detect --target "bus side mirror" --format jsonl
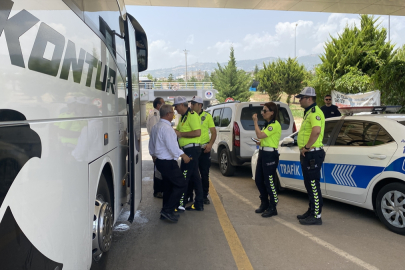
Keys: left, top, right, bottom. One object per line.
{"left": 127, "top": 14, "right": 148, "bottom": 72}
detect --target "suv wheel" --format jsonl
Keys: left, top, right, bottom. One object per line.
{"left": 220, "top": 148, "right": 235, "bottom": 176}
{"left": 376, "top": 182, "right": 405, "bottom": 235}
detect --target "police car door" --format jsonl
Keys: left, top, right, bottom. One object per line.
{"left": 278, "top": 120, "right": 338, "bottom": 192}
{"left": 210, "top": 106, "right": 224, "bottom": 160}
{"left": 324, "top": 120, "right": 397, "bottom": 203}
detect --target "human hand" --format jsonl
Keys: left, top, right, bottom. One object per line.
{"left": 252, "top": 113, "right": 258, "bottom": 122}
{"left": 255, "top": 139, "right": 260, "bottom": 146}
{"left": 183, "top": 155, "right": 191, "bottom": 164}
{"left": 204, "top": 143, "right": 212, "bottom": 153}
{"left": 175, "top": 130, "right": 181, "bottom": 138}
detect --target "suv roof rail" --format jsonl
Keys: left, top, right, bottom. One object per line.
{"left": 207, "top": 100, "right": 241, "bottom": 107}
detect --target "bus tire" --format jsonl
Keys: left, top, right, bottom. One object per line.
{"left": 91, "top": 174, "right": 114, "bottom": 268}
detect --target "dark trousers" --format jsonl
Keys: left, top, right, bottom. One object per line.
{"left": 180, "top": 146, "right": 203, "bottom": 208}
{"left": 300, "top": 149, "right": 325, "bottom": 217}
{"left": 255, "top": 150, "right": 279, "bottom": 207}
{"left": 153, "top": 166, "right": 164, "bottom": 194}
{"left": 199, "top": 148, "right": 211, "bottom": 198}
{"left": 155, "top": 159, "right": 187, "bottom": 213}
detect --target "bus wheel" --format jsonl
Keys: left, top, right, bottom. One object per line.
{"left": 92, "top": 174, "right": 114, "bottom": 262}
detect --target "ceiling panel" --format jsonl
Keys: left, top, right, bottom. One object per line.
{"left": 391, "top": 7, "right": 405, "bottom": 15}
{"left": 358, "top": 4, "right": 404, "bottom": 14}
{"left": 322, "top": 3, "right": 369, "bottom": 13}
{"left": 124, "top": 0, "right": 405, "bottom": 15}
{"left": 150, "top": 0, "right": 189, "bottom": 7}
{"left": 224, "top": 0, "right": 263, "bottom": 9}
{"left": 289, "top": 1, "right": 336, "bottom": 12}
{"left": 255, "top": 0, "right": 300, "bottom": 11}
{"left": 189, "top": 0, "right": 227, "bottom": 8}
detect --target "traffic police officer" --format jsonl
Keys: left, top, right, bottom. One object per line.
{"left": 147, "top": 97, "right": 165, "bottom": 198}
{"left": 189, "top": 96, "right": 217, "bottom": 204}
{"left": 173, "top": 96, "right": 204, "bottom": 211}
{"left": 252, "top": 102, "right": 281, "bottom": 218}
{"left": 295, "top": 87, "right": 326, "bottom": 225}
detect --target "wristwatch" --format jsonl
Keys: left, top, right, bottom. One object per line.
{"left": 304, "top": 145, "right": 310, "bottom": 150}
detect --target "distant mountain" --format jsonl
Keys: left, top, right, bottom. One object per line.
{"left": 141, "top": 54, "right": 322, "bottom": 79}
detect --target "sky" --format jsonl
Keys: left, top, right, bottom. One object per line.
{"left": 126, "top": 6, "right": 405, "bottom": 71}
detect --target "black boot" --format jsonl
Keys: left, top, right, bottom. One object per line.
{"left": 297, "top": 209, "right": 311, "bottom": 220}
{"left": 255, "top": 197, "right": 269, "bottom": 214}
{"left": 261, "top": 206, "right": 277, "bottom": 218}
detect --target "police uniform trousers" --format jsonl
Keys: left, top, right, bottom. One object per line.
{"left": 153, "top": 165, "right": 164, "bottom": 195}
{"left": 179, "top": 146, "right": 203, "bottom": 208}
{"left": 255, "top": 150, "right": 279, "bottom": 207}
{"left": 299, "top": 149, "right": 325, "bottom": 217}
{"left": 186, "top": 146, "right": 210, "bottom": 201}
{"left": 155, "top": 159, "right": 187, "bottom": 214}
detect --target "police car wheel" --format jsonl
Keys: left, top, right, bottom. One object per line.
{"left": 376, "top": 183, "right": 405, "bottom": 235}
{"left": 219, "top": 148, "right": 235, "bottom": 176}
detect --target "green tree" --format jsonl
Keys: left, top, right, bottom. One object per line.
{"left": 393, "top": 44, "right": 405, "bottom": 61}
{"left": 176, "top": 78, "right": 185, "bottom": 82}
{"left": 211, "top": 46, "right": 252, "bottom": 102}
{"left": 277, "top": 58, "right": 306, "bottom": 105}
{"left": 146, "top": 74, "right": 153, "bottom": 80}
{"left": 313, "top": 14, "right": 395, "bottom": 104}
{"left": 374, "top": 60, "right": 405, "bottom": 112}
{"left": 257, "top": 62, "right": 282, "bottom": 101}
{"left": 202, "top": 71, "right": 211, "bottom": 82}
{"left": 253, "top": 64, "right": 260, "bottom": 79}
{"left": 189, "top": 76, "right": 198, "bottom": 82}
{"left": 168, "top": 73, "right": 174, "bottom": 82}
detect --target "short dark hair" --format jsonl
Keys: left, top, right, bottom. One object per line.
{"left": 324, "top": 94, "right": 331, "bottom": 98}
{"left": 311, "top": 96, "right": 316, "bottom": 102}
{"left": 153, "top": 97, "right": 163, "bottom": 109}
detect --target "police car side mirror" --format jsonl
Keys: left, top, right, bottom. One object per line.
{"left": 281, "top": 137, "right": 294, "bottom": 147}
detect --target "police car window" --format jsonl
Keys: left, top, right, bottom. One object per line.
{"left": 322, "top": 121, "right": 338, "bottom": 145}
{"left": 212, "top": 109, "right": 222, "bottom": 127}
{"left": 334, "top": 121, "right": 385, "bottom": 146}
{"left": 221, "top": 108, "right": 232, "bottom": 127}
{"left": 240, "top": 106, "right": 290, "bottom": 130}
{"left": 374, "top": 126, "right": 394, "bottom": 145}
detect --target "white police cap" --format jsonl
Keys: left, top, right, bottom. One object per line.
{"left": 295, "top": 87, "right": 316, "bottom": 98}
{"left": 172, "top": 96, "right": 188, "bottom": 106}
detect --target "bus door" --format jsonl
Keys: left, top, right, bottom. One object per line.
{"left": 125, "top": 14, "right": 148, "bottom": 222}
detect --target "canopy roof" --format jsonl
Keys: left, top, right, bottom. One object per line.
{"left": 125, "top": 0, "right": 405, "bottom": 16}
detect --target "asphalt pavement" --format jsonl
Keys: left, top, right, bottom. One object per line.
{"left": 99, "top": 133, "right": 405, "bottom": 270}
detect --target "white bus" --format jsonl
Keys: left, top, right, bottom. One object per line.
{"left": 0, "top": 0, "right": 146, "bottom": 269}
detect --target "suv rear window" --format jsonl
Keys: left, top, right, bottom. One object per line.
{"left": 240, "top": 106, "right": 291, "bottom": 130}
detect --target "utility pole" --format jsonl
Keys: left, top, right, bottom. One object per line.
{"left": 184, "top": 49, "right": 189, "bottom": 82}
{"left": 294, "top": 23, "right": 298, "bottom": 58}
{"left": 388, "top": 15, "right": 390, "bottom": 42}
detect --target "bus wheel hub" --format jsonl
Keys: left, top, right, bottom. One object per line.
{"left": 92, "top": 199, "right": 113, "bottom": 261}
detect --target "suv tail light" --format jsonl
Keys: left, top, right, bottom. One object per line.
{"left": 233, "top": 122, "right": 240, "bottom": 147}
{"left": 293, "top": 121, "right": 297, "bottom": 133}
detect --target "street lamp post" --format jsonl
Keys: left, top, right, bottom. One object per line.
{"left": 294, "top": 23, "right": 298, "bottom": 58}
{"left": 183, "top": 49, "right": 189, "bottom": 83}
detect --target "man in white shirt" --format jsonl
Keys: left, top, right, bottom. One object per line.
{"left": 147, "top": 97, "right": 165, "bottom": 198}
{"left": 149, "top": 104, "right": 191, "bottom": 223}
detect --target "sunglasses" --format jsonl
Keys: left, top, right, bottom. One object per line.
{"left": 261, "top": 109, "right": 271, "bottom": 113}
{"left": 325, "top": 99, "right": 331, "bottom": 101}
{"left": 299, "top": 96, "right": 310, "bottom": 101}
{"left": 190, "top": 102, "right": 197, "bottom": 105}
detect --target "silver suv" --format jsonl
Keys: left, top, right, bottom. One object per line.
{"left": 206, "top": 101, "right": 296, "bottom": 176}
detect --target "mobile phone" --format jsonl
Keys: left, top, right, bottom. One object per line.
{"left": 251, "top": 137, "right": 260, "bottom": 143}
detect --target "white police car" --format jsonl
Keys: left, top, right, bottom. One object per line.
{"left": 252, "top": 112, "right": 405, "bottom": 234}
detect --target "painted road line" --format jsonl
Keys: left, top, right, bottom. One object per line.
{"left": 209, "top": 181, "right": 254, "bottom": 270}
{"left": 212, "top": 179, "right": 379, "bottom": 270}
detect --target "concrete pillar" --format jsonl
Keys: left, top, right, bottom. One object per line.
{"left": 141, "top": 101, "right": 147, "bottom": 125}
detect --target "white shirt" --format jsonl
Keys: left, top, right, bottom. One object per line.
{"left": 147, "top": 108, "right": 160, "bottom": 135}
{"left": 149, "top": 119, "right": 184, "bottom": 160}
